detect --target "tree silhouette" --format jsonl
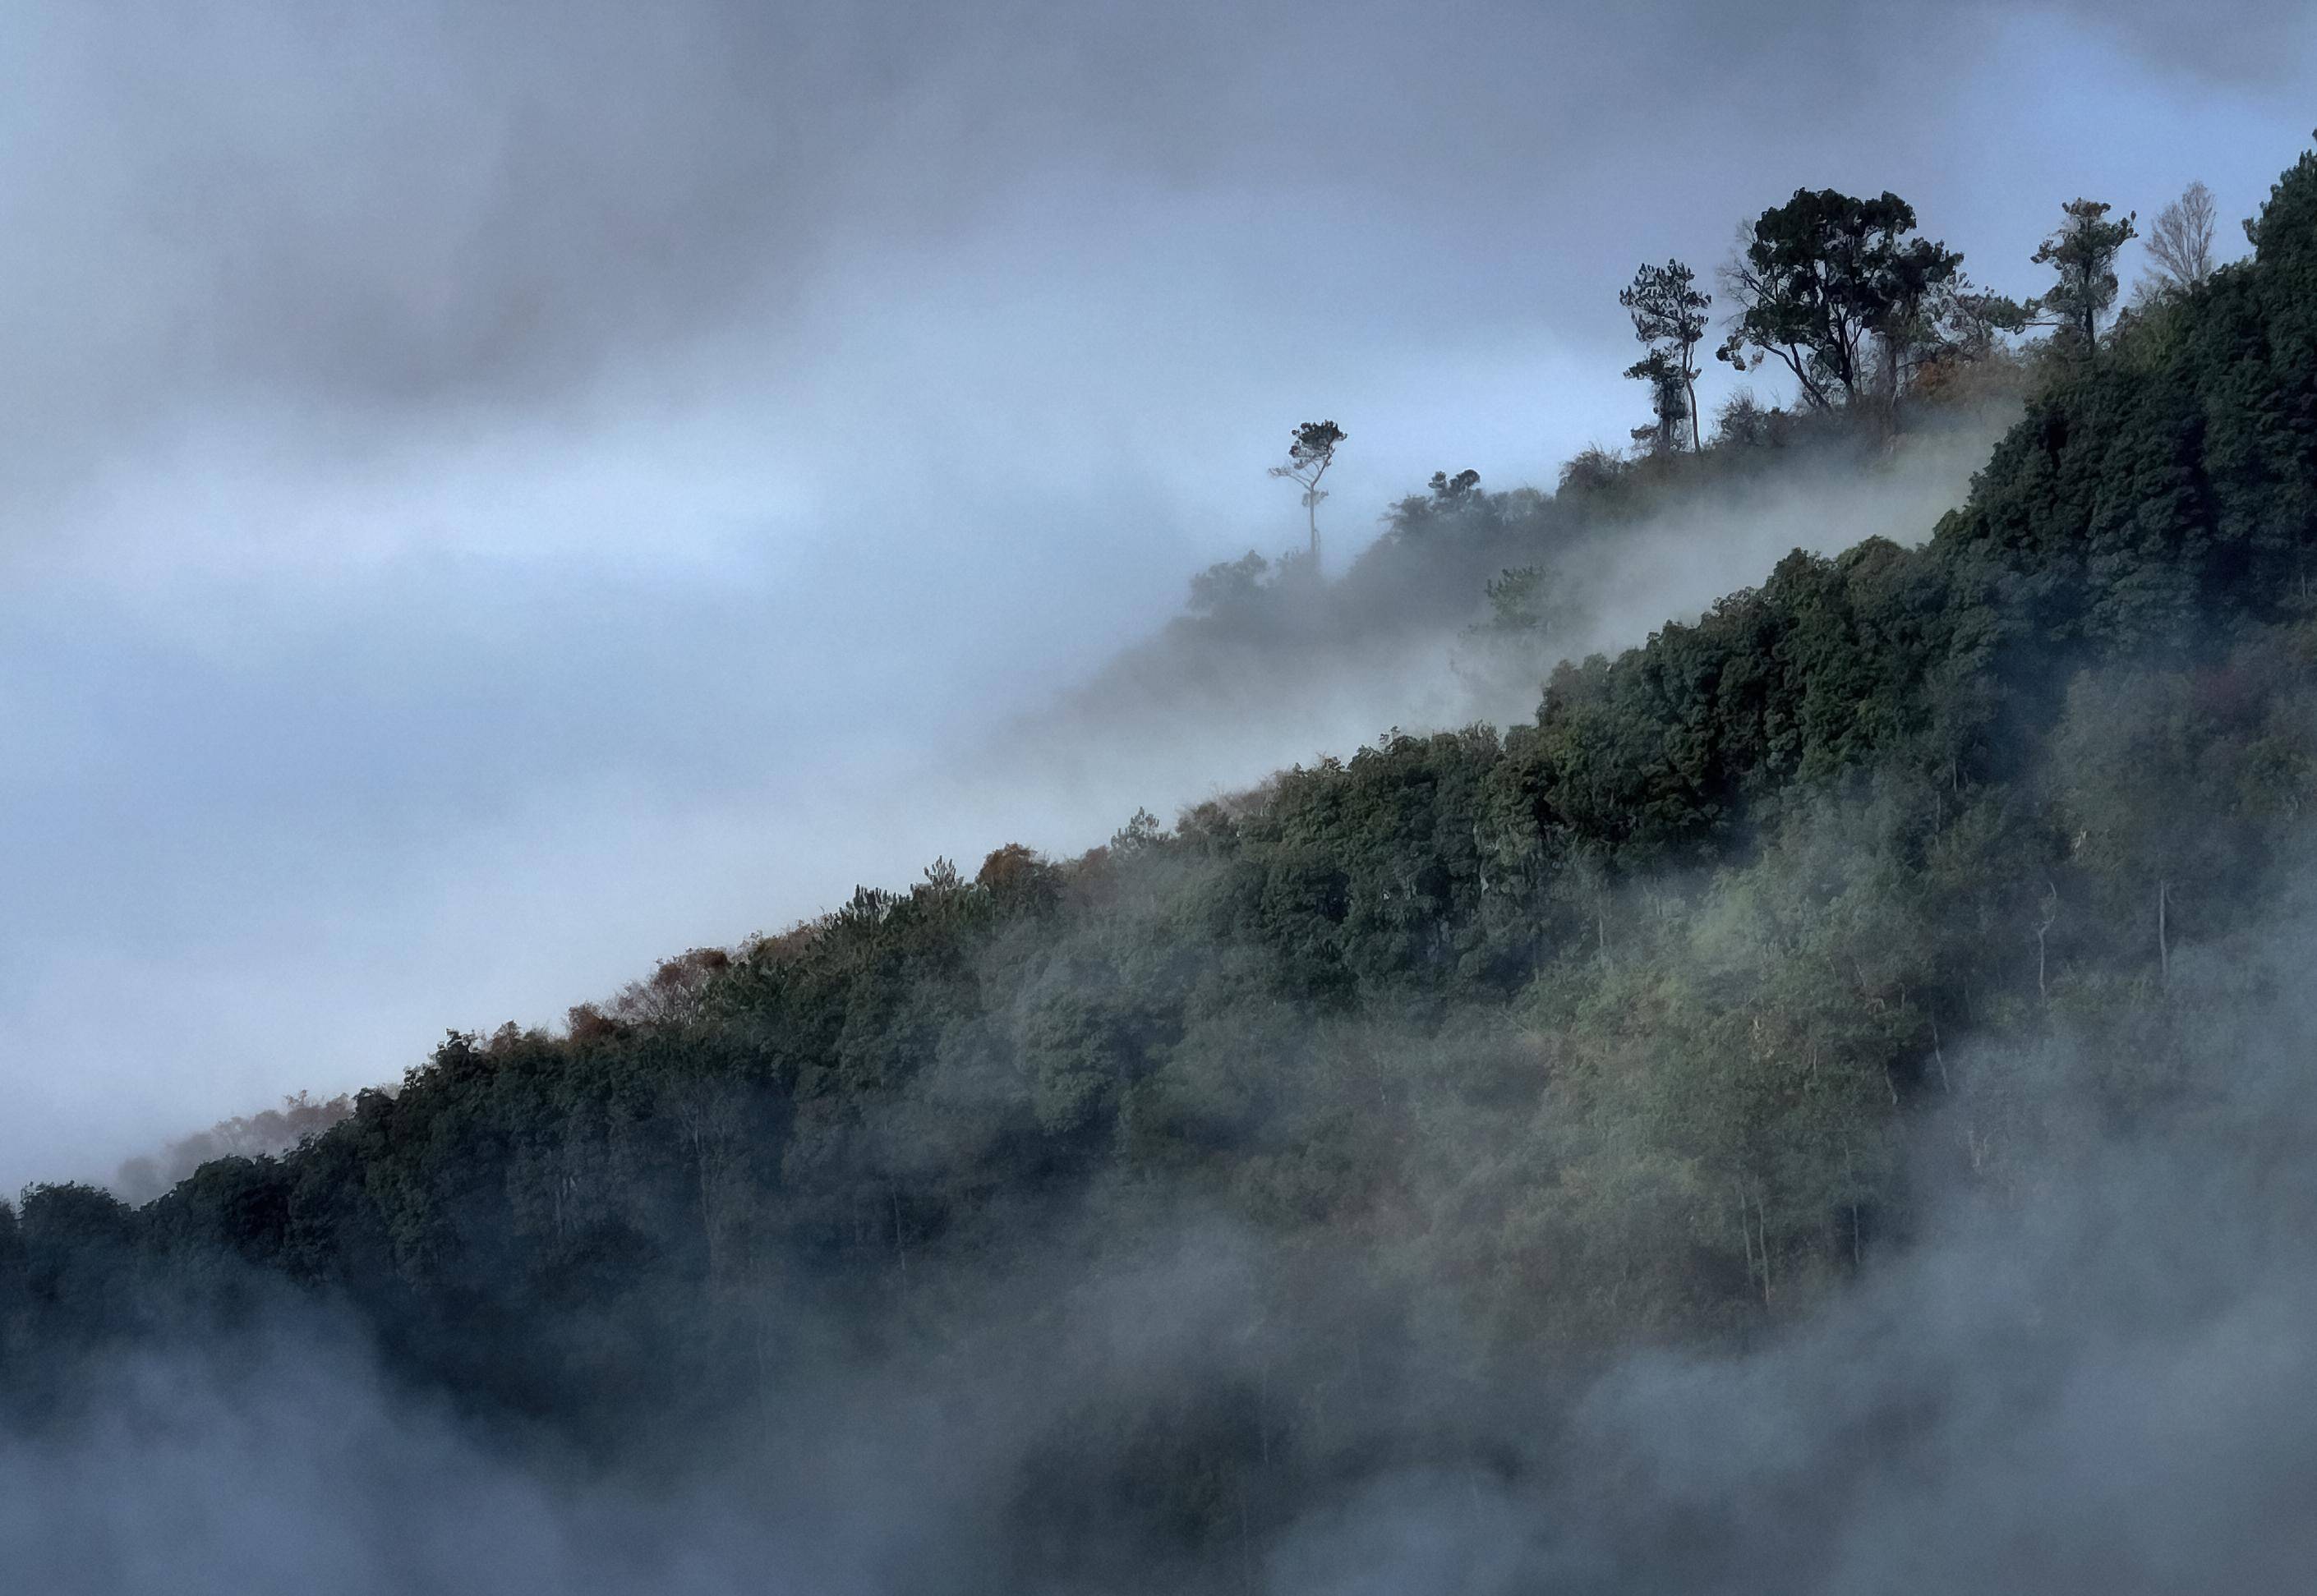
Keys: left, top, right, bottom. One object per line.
{"left": 1269, "top": 420, "right": 1346, "bottom": 569}
{"left": 1717, "top": 189, "right": 1961, "bottom": 415}
{"left": 2034, "top": 198, "right": 2137, "bottom": 358}
{"left": 1620, "top": 260, "right": 1709, "bottom": 449}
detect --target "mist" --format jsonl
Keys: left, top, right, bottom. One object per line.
{"left": 9, "top": 8, "right": 2317, "bottom": 1592}
{"left": 18, "top": 835, "right": 2317, "bottom": 1594}
{"left": 6, "top": 0, "right": 2315, "bottom": 1184}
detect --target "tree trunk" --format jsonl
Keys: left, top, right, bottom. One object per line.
{"left": 2035, "top": 885, "right": 2058, "bottom": 1001}
{"left": 1757, "top": 1193, "right": 1772, "bottom": 1306}
{"left": 2158, "top": 878, "right": 2171, "bottom": 982}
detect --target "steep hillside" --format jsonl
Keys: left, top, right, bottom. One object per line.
{"left": 6, "top": 140, "right": 2316, "bottom": 1593}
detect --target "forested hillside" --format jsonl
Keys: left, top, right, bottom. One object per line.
{"left": 7, "top": 142, "right": 2317, "bottom": 1590}
{"left": 1058, "top": 366, "right": 2019, "bottom": 749}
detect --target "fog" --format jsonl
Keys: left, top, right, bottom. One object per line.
{"left": 15, "top": 853, "right": 2317, "bottom": 1594}
{"left": 5, "top": 0, "right": 2315, "bottom": 1192}
{"left": 11, "top": 8, "right": 2317, "bottom": 1586}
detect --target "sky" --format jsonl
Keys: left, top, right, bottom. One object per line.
{"left": 2, "top": 0, "right": 2315, "bottom": 1186}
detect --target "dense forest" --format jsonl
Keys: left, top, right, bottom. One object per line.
{"left": 7, "top": 141, "right": 2317, "bottom": 1590}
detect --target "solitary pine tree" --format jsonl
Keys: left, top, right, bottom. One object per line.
{"left": 2034, "top": 198, "right": 2137, "bottom": 358}
{"left": 1619, "top": 260, "right": 1709, "bottom": 450}
{"left": 1269, "top": 420, "right": 1346, "bottom": 569}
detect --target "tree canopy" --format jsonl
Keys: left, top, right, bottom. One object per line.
{"left": 1716, "top": 187, "right": 1965, "bottom": 415}
{"left": 2033, "top": 197, "right": 2138, "bottom": 357}
{"left": 1621, "top": 259, "right": 1710, "bottom": 451}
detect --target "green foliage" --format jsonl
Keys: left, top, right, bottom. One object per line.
{"left": 18, "top": 1184, "right": 140, "bottom": 1339}
{"left": 1625, "top": 347, "right": 1692, "bottom": 454}
{"left": 1716, "top": 188, "right": 1965, "bottom": 413}
{"left": 1479, "top": 565, "right": 1546, "bottom": 637}
{"left": 1621, "top": 259, "right": 1710, "bottom": 451}
{"left": 1186, "top": 550, "right": 1273, "bottom": 619}
{"left": 2034, "top": 197, "right": 2138, "bottom": 356}
{"left": 12, "top": 129, "right": 2317, "bottom": 1581}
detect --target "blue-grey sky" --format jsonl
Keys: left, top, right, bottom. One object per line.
{"left": 3, "top": 0, "right": 2314, "bottom": 1185}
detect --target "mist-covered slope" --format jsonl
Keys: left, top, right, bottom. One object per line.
{"left": 1025, "top": 397, "right": 2015, "bottom": 780}
{"left": 6, "top": 142, "right": 2317, "bottom": 1594}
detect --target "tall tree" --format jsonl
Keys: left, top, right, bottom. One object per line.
{"left": 1269, "top": 420, "right": 1346, "bottom": 569}
{"left": 2033, "top": 198, "right": 2137, "bottom": 358}
{"left": 2143, "top": 181, "right": 2218, "bottom": 295}
{"left": 1716, "top": 189, "right": 1962, "bottom": 417}
{"left": 1625, "top": 350, "right": 1690, "bottom": 456}
{"left": 1872, "top": 238, "right": 2024, "bottom": 408}
{"left": 1619, "top": 260, "right": 1710, "bottom": 450}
